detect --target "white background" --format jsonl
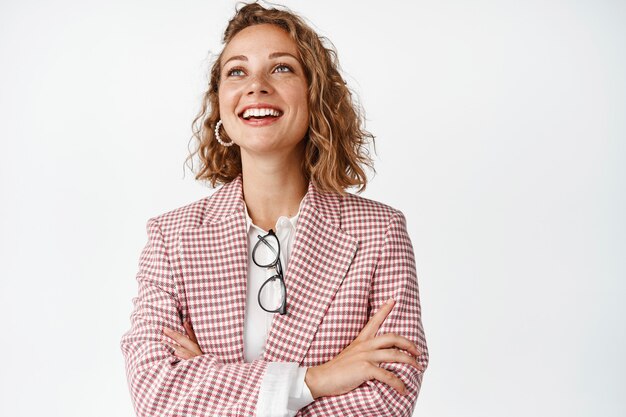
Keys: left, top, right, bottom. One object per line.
{"left": 1, "top": 0, "right": 624, "bottom": 416}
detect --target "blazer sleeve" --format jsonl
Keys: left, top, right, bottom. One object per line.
{"left": 301, "top": 210, "right": 429, "bottom": 417}
{"left": 120, "top": 218, "right": 268, "bottom": 417}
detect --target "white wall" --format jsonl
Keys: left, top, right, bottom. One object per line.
{"left": 0, "top": 0, "right": 624, "bottom": 416}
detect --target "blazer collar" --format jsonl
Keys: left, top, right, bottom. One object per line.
{"left": 179, "top": 173, "right": 358, "bottom": 364}
{"left": 199, "top": 172, "right": 343, "bottom": 229}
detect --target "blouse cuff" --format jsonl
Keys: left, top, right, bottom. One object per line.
{"left": 288, "top": 366, "right": 315, "bottom": 412}
{"left": 256, "top": 362, "right": 315, "bottom": 417}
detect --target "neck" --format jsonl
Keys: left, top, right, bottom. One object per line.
{"left": 240, "top": 147, "right": 308, "bottom": 230}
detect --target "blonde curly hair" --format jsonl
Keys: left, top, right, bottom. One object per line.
{"left": 186, "top": 1, "right": 376, "bottom": 195}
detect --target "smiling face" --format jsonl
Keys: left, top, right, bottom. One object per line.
{"left": 218, "top": 24, "right": 310, "bottom": 157}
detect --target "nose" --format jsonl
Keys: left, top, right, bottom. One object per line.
{"left": 246, "top": 73, "right": 273, "bottom": 96}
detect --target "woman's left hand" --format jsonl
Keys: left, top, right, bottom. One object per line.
{"left": 162, "top": 320, "right": 204, "bottom": 359}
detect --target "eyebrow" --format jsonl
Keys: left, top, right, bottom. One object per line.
{"left": 222, "top": 52, "right": 299, "bottom": 68}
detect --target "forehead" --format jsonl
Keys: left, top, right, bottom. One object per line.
{"left": 222, "top": 24, "right": 299, "bottom": 61}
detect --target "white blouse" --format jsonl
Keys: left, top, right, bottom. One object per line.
{"left": 242, "top": 199, "right": 315, "bottom": 417}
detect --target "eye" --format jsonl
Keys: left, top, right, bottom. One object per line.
{"left": 226, "top": 67, "right": 245, "bottom": 77}
{"left": 274, "top": 63, "right": 293, "bottom": 73}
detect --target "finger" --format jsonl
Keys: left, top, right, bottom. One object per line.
{"left": 163, "top": 327, "right": 200, "bottom": 353}
{"left": 369, "top": 365, "right": 407, "bottom": 396}
{"left": 164, "top": 327, "right": 204, "bottom": 356}
{"left": 163, "top": 327, "right": 186, "bottom": 342}
{"left": 166, "top": 342, "right": 195, "bottom": 360}
{"left": 369, "top": 348, "right": 424, "bottom": 371}
{"left": 183, "top": 320, "right": 198, "bottom": 343}
{"left": 369, "top": 333, "right": 421, "bottom": 357}
{"left": 357, "top": 298, "right": 395, "bottom": 340}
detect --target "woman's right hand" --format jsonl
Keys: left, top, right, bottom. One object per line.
{"left": 304, "top": 298, "right": 423, "bottom": 399}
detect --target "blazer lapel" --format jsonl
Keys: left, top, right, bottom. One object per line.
{"left": 262, "top": 181, "right": 359, "bottom": 364}
{"left": 178, "top": 175, "right": 249, "bottom": 364}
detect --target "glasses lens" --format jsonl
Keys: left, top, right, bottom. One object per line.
{"left": 259, "top": 275, "right": 285, "bottom": 312}
{"left": 253, "top": 233, "right": 280, "bottom": 267}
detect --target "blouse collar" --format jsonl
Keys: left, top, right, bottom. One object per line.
{"left": 243, "top": 197, "right": 305, "bottom": 234}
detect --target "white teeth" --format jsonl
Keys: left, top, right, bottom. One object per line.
{"left": 242, "top": 108, "right": 282, "bottom": 119}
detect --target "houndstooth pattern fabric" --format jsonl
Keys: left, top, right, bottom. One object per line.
{"left": 120, "top": 173, "right": 428, "bottom": 416}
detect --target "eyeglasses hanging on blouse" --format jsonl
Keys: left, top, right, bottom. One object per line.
{"left": 252, "top": 228, "right": 287, "bottom": 315}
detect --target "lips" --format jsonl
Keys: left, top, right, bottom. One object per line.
{"left": 237, "top": 103, "right": 284, "bottom": 120}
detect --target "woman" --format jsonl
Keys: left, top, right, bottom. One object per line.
{"left": 120, "top": 2, "right": 428, "bottom": 416}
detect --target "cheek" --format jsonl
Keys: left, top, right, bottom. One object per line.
{"left": 299, "top": 84, "right": 310, "bottom": 116}
{"left": 297, "top": 93, "right": 309, "bottom": 126}
{"left": 287, "top": 84, "right": 309, "bottom": 116}
{"left": 218, "top": 88, "right": 237, "bottom": 115}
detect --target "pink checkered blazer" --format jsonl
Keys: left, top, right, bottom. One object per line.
{"left": 120, "top": 173, "right": 428, "bottom": 416}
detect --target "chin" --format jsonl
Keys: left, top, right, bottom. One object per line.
{"left": 241, "top": 137, "right": 303, "bottom": 155}
{"left": 239, "top": 137, "right": 280, "bottom": 152}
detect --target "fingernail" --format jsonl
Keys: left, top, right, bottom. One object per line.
{"left": 386, "top": 298, "right": 395, "bottom": 305}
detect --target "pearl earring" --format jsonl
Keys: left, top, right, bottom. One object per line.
{"left": 214, "top": 120, "right": 234, "bottom": 147}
